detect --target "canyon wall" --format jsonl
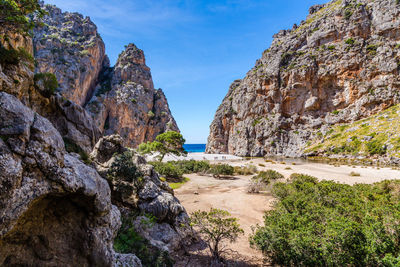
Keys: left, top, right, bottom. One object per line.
{"left": 34, "top": 4, "right": 179, "bottom": 149}
{"left": 207, "top": 0, "right": 400, "bottom": 157}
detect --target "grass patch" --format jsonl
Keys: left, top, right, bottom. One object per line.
{"left": 169, "top": 177, "right": 190, "bottom": 190}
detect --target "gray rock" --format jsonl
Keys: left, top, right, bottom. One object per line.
{"left": 207, "top": 0, "right": 400, "bottom": 157}
{"left": 113, "top": 253, "right": 142, "bottom": 267}
{"left": 0, "top": 92, "right": 118, "bottom": 266}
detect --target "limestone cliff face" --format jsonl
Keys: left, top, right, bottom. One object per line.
{"left": 33, "top": 4, "right": 179, "bottom": 149}
{"left": 34, "top": 4, "right": 105, "bottom": 106}
{"left": 87, "top": 44, "right": 179, "bottom": 148}
{"left": 207, "top": 0, "right": 400, "bottom": 157}
{"left": 0, "top": 92, "right": 120, "bottom": 266}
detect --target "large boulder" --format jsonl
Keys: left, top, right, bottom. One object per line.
{"left": 91, "top": 135, "right": 194, "bottom": 253}
{"left": 0, "top": 92, "right": 119, "bottom": 266}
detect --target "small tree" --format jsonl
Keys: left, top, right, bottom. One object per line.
{"left": 190, "top": 208, "right": 244, "bottom": 261}
{"left": 138, "top": 131, "right": 187, "bottom": 162}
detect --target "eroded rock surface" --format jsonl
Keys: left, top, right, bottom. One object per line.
{"left": 91, "top": 135, "right": 194, "bottom": 253}
{"left": 0, "top": 92, "right": 118, "bottom": 266}
{"left": 87, "top": 44, "right": 179, "bottom": 148}
{"left": 207, "top": 0, "right": 400, "bottom": 157}
{"left": 34, "top": 3, "right": 106, "bottom": 106}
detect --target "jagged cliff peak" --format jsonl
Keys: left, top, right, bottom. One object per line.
{"left": 32, "top": 3, "right": 179, "bottom": 149}
{"left": 112, "top": 42, "right": 154, "bottom": 91}
{"left": 87, "top": 41, "right": 179, "bottom": 148}
{"left": 207, "top": 0, "right": 400, "bottom": 157}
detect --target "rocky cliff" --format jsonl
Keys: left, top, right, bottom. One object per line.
{"left": 34, "top": 3, "right": 105, "bottom": 106}
{"left": 34, "top": 4, "right": 179, "bottom": 149}
{"left": 0, "top": 2, "right": 188, "bottom": 266}
{"left": 207, "top": 0, "right": 400, "bottom": 157}
{"left": 87, "top": 44, "right": 179, "bottom": 148}
{"left": 0, "top": 92, "right": 120, "bottom": 266}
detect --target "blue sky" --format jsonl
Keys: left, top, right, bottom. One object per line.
{"left": 46, "top": 0, "right": 324, "bottom": 144}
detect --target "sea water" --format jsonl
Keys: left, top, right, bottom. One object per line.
{"left": 183, "top": 144, "right": 206, "bottom": 153}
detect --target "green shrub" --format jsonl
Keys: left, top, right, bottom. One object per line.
{"left": 345, "top": 38, "right": 355, "bottom": 45}
{"left": 34, "top": 72, "right": 58, "bottom": 97}
{"left": 0, "top": 46, "right": 34, "bottom": 66}
{"left": 148, "top": 110, "right": 155, "bottom": 118}
{"left": 344, "top": 9, "right": 353, "bottom": 20}
{"left": 367, "top": 139, "right": 387, "bottom": 155}
{"left": 149, "top": 161, "right": 184, "bottom": 180}
{"left": 327, "top": 45, "right": 336, "bottom": 51}
{"left": 367, "top": 44, "right": 378, "bottom": 55}
{"left": 209, "top": 164, "right": 234, "bottom": 178}
{"left": 107, "top": 151, "right": 144, "bottom": 196}
{"left": 253, "top": 170, "right": 284, "bottom": 184}
{"left": 250, "top": 176, "right": 400, "bottom": 266}
{"left": 173, "top": 160, "right": 210, "bottom": 173}
{"left": 114, "top": 214, "right": 174, "bottom": 267}
{"left": 149, "top": 160, "right": 210, "bottom": 180}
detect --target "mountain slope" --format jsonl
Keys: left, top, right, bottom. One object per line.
{"left": 207, "top": 0, "right": 400, "bottom": 157}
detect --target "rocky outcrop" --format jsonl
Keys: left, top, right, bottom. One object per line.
{"left": 91, "top": 135, "right": 194, "bottom": 253}
{"left": 0, "top": 29, "right": 101, "bottom": 154}
{"left": 87, "top": 44, "right": 179, "bottom": 148}
{"left": 207, "top": 0, "right": 400, "bottom": 157}
{"left": 0, "top": 92, "right": 119, "bottom": 266}
{"left": 34, "top": 3, "right": 105, "bottom": 106}
{"left": 33, "top": 4, "right": 179, "bottom": 148}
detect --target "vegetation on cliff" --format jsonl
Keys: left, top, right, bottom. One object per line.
{"left": 0, "top": 0, "right": 44, "bottom": 34}
{"left": 305, "top": 104, "right": 400, "bottom": 158}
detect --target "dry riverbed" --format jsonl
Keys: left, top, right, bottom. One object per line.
{"left": 174, "top": 157, "right": 400, "bottom": 265}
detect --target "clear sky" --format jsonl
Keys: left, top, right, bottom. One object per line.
{"left": 45, "top": 0, "right": 324, "bottom": 144}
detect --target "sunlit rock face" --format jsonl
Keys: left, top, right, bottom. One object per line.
{"left": 207, "top": 0, "right": 400, "bottom": 157}
{"left": 34, "top": 3, "right": 106, "bottom": 107}
{"left": 33, "top": 4, "right": 180, "bottom": 149}
{"left": 87, "top": 44, "right": 179, "bottom": 148}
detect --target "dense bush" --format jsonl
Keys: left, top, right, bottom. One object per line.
{"left": 250, "top": 175, "right": 400, "bottom": 266}
{"left": 149, "top": 160, "right": 210, "bottom": 180}
{"left": 0, "top": 46, "right": 34, "bottom": 66}
{"left": 253, "top": 170, "right": 284, "bottom": 183}
{"left": 114, "top": 214, "right": 174, "bottom": 267}
{"left": 34, "top": 72, "right": 58, "bottom": 97}
{"left": 173, "top": 160, "right": 210, "bottom": 174}
{"left": 149, "top": 161, "right": 184, "bottom": 180}
{"left": 248, "top": 170, "right": 284, "bottom": 193}
{"left": 107, "top": 151, "right": 143, "bottom": 197}
{"left": 367, "top": 139, "right": 387, "bottom": 155}
{"left": 1, "top": 0, "right": 44, "bottom": 34}
{"left": 209, "top": 164, "right": 234, "bottom": 178}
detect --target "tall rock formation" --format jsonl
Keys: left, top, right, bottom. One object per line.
{"left": 207, "top": 0, "right": 400, "bottom": 157}
{"left": 33, "top": 4, "right": 179, "bottom": 149}
{"left": 1, "top": 4, "right": 189, "bottom": 266}
{"left": 87, "top": 44, "right": 179, "bottom": 148}
{"left": 33, "top": 3, "right": 105, "bottom": 106}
